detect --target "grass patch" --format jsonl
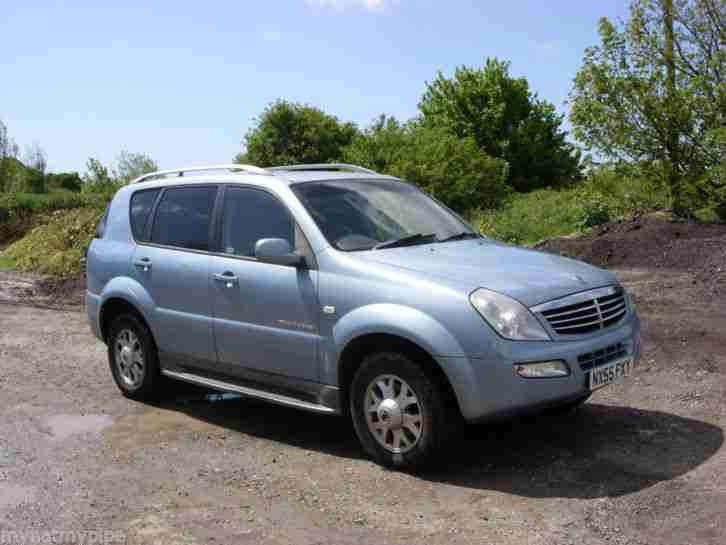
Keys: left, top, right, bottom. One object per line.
{"left": 473, "top": 170, "right": 673, "bottom": 245}
{"left": 474, "top": 188, "right": 583, "bottom": 245}
{"left": 1, "top": 206, "right": 106, "bottom": 277}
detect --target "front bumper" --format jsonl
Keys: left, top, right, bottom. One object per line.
{"left": 443, "top": 313, "right": 641, "bottom": 422}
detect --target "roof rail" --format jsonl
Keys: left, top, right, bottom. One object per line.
{"left": 130, "top": 164, "right": 270, "bottom": 184}
{"left": 268, "top": 163, "right": 379, "bottom": 175}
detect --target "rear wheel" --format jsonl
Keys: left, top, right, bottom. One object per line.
{"left": 350, "top": 351, "right": 459, "bottom": 471}
{"left": 107, "top": 313, "right": 161, "bottom": 400}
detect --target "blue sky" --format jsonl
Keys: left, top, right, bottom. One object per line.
{"left": 1, "top": 0, "right": 630, "bottom": 173}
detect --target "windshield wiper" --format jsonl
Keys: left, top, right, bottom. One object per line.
{"left": 374, "top": 233, "right": 437, "bottom": 250}
{"left": 438, "top": 232, "right": 481, "bottom": 243}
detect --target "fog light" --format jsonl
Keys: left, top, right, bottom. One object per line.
{"left": 514, "top": 360, "right": 570, "bottom": 378}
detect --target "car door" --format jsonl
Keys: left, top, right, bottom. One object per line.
{"left": 210, "top": 185, "right": 320, "bottom": 382}
{"left": 132, "top": 185, "right": 218, "bottom": 366}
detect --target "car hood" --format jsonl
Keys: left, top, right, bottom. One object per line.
{"left": 354, "top": 239, "right": 617, "bottom": 307}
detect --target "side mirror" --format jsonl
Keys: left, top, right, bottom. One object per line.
{"left": 254, "top": 238, "right": 304, "bottom": 267}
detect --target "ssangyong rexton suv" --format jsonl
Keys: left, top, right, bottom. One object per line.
{"left": 86, "top": 163, "right": 640, "bottom": 470}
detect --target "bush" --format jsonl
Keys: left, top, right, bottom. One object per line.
{"left": 388, "top": 126, "right": 510, "bottom": 214}
{"left": 344, "top": 120, "right": 511, "bottom": 214}
{"left": 0, "top": 191, "right": 110, "bottom": 246}
{"left": 2, "top": 206, "right": 106, "bottom": 277}
{"left": 46, "top": 172, "right": 82, "bottom": 192}
{"left": 575, "top": 189, "right": 611, "bottom": 228}
{"left": 716, "top": 201, "right": 726, "bottom": 222}
{"left": 25, "top": 169, "right": 47, "bottom": 193}
{"left": 239, "top": 100, "right": 359, "bottom": 167}
{"left": 81, "top": 180, "right": 122, "bottom": 199}
{"left": 342, "top": 115, "right": 408, "bottom": 174}
{"left": 474, "top": 187, "right": 583, "bottom": 245}
{"left": 584, "top": 164, "right": 670, "bottom": 216}
{"left": 0, "top": 191, "right": 105, "bottom": 214}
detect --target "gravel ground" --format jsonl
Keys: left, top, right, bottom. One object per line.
{"left": 0, "top": 257, "right": 725, "bottom": 543}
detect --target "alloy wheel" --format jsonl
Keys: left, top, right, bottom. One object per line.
{"left": 114, "top": 329, "right": 145, "bottom": 389}
{"left": 364, "top": 374, "right": 424, "bottom": 454}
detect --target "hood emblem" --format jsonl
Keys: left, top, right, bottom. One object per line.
{"left": 570, "top": 274, "right": 587, "bottom": 284}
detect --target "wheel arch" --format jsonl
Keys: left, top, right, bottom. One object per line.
{"left": 99, "top": 296, "right": 155, "bottom": 345}
{"left": 97, "top": 275, "right": 157, "bottom": 343}
{"left": 337, "top": 332, "right": 463, "bottom": 418}
{"left": 329, "top": 304, "right": 477, "bottom": 418}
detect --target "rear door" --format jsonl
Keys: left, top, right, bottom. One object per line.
{"left": 210, "top": 186, "right": 320, "bottom": 382}
{"left": 132, "top": 185, "right": 218, "bottom": 366}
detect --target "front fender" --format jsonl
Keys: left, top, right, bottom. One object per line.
{"left": 333, "top": 304, "right": 465, "bottom": 359}
{"left": 324, "top": 304, "right": 480, "bottom": 412}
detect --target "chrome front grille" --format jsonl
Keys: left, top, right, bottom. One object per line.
{"left": 534, "top": 286, "right": 628, "bottom": 336}
{"left": 578, "top": 343, "right": 627, "bottom": 371}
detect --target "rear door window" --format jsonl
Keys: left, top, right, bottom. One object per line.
{"left": 150, "top": 186, "right": 217, "bottom": 251}
{"left": 130, "top": 189, "right": 160, "bottom": 241}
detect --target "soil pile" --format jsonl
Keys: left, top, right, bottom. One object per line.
{"left": 537, "top": 215, "right": 726, "bottom": 300}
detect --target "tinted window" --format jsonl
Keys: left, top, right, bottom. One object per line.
{"left": 221, "top": 188, "right": 294, "bottom": 257}
{"left": 130, "top": 189, "right": 160, "bottom": 241}
{"left": 150, "top": 186, "right": 217, "bottom": 251}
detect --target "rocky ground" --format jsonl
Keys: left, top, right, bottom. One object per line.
{"left": 0, "top": 217, "right": 724, "bottom": 544}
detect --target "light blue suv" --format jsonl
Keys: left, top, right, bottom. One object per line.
{"left": 86, "top": 163, "right": 641, "bottom": 470}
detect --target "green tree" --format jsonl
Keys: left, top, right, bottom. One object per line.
{"left": 0, "top": 119, "right": 20, "bottom": 193}
{"left": 82, "top": 158, "right": 118, "bottom": 195}
{"left": 343, "top": 118, "right": 510, "bottom": 213}
{"left": 390, "top": 125, "right": 510, "bottom": 213}
{"left": 112, "top": 151, "right": 158, "bottom": 184}
{"left": 341, "top": 115, "right": 409, "bottom": 173}
{"left": 20, "top": 143, "right": 48, "bottom": 193}
{"left": 237, "top": 100, "right": 359, "bottom": 167}
{"left": 570, "top": 0, "right": 726, "bottom": 214}
{"left": 419, "top": 58, "right": 581, "bottom": 191}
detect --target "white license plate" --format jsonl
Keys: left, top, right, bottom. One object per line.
{"left": 588, "top": 358, "right": 632, "bottom": 390}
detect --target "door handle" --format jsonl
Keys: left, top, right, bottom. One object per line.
{"left": 133, "top": 258, "right": 152, "bottom": 272}
{"left": 213, "top": 272, "right": 239, "bottom": 287}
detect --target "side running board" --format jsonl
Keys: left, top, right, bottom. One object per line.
{"left": 161, "top": 369, "right": 337, "bottom": 415}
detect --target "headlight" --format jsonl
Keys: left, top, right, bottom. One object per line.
{"left": 470, "top": 288, "right": 551, "bottom": 341}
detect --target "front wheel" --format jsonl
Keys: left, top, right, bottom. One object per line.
{"left": 349, "top": 352, "right": 459, "bottom": 471}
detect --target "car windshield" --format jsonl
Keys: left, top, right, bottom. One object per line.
{"left": 292, "top": 179, "right": 476, "bottom": 251}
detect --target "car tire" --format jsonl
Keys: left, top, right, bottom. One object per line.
{"left": 107, "top": 313, "right": 161, "bottom": 401}
{"left": 349, "top": 351, "right": 459, "bottom": 471}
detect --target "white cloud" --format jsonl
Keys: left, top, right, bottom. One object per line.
{"left": 306, "top": 0, "right": 397, "bottom": 13}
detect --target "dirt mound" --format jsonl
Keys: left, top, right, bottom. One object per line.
{"left": 537, "top": 215, "right": 726, "bottom": 299}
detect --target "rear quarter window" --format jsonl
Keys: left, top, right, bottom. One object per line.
{"left": 130, "top": 189, "right": 160, "bottom": 241}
